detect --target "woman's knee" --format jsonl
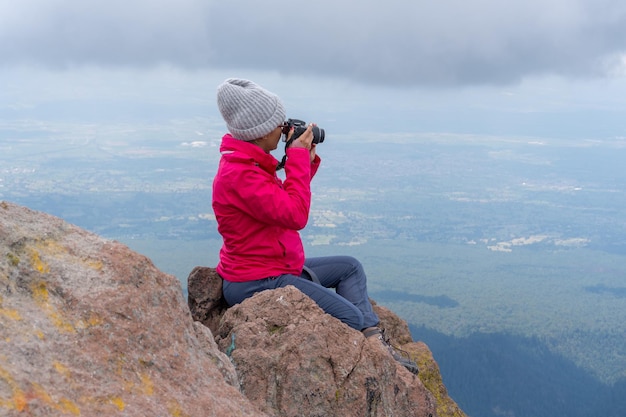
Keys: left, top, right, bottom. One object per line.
{"left": 333, "top": 255, "right": 361, "bottom": 267}
{"left": 337, "top": 255, "right": 364, "bottom": 275}
{"left": 345, "top": 312, "right": 365, "bottom": 330}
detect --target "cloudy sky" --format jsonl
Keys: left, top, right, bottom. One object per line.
{"left": 2, "top": 0, "right": 626, "bottom": 139}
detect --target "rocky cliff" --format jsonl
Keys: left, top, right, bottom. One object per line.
{"left": 1, "top": 201, "right": 466, "bottom": 417}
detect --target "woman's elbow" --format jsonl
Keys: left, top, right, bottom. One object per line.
{"left": 286, "top": 212, "right": 309, "bottom": 230}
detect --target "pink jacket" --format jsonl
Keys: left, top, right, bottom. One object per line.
{"left": 212, "top": 134, "right": 320, "bottom": 282}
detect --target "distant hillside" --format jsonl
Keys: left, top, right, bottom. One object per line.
{"left": 411, "top": 325, "right": 626, "bottom": 417}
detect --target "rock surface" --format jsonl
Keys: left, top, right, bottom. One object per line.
{"left": 0, "top": 202, "right": 266, "bottom": 417}
{"left": 1, "top": 200, "right": 466, "bottom": 417}
{"left": 189, "top": 269, "right": 467, "bottom": 417}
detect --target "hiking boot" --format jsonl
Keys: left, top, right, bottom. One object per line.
{"left": 363, "top": 327, "right": 419, "bottom": 375}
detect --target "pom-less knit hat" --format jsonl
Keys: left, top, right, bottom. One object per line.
{"left": 216, "top": 78, "right": 286, "bottom": 141}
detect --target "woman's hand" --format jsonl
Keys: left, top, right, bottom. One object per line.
{"left": 288, "top": 124, "right": 317, "bottom": 162}
{"left": 288, "top": 124, "right": 314, "bottom": 149}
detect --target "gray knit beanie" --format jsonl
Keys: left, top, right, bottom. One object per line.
{"left": 216, "top": 78, "right": 286, "bottom": 141}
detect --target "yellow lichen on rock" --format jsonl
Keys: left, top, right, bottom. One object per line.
{"left": 34, "top": 238, "right": 104, "bottom": 272}
{"left": 53, "top": 361, "right": 72, "bottom": 379}
{"left": 2, "top": 361, "right": 126, "bottom": 415}
{"left": 0, "top": 295, "right": 22, "bottom": 321}
{"left": 34, "top": 239, "right": 68, "bottom": 258}
{"left": 29, "top": 248, "right": 50, "bottom": 274}
{"left": 75, "top": 312, "right": 103, "bottom": 330}
{"left": 30, "top": 281, "right": 76, "bottom": 334}
{"left": 412, "top": 342, "right": 467, "bottom": 417}
{"left": 0, "top": 365, "right": 26, "bottom": 412}
{"left": 120, "top": 368, "right": 156, "bottom": 397}
{"left": 57, "top": 397, "right": 81, "bottom": 415}
{"left": 31, "top": 382, "right": 80, "bottom": 415}
{"left": 85, "top": 259, "right": 104, "bottom": 270}
{"left": 110, "top": 396, "right": 126, "bottom": 411}
{"left": 168, "top": 399, "right": 191, "bottom": 417}
{"left": 31, "top": 280, "right": 50, "bottom": 304}
{"left": 140, "top": 372, "right": 155, "bottom": 395}
{"left": 80, "top": 394, "right": 128, "bottom": 413}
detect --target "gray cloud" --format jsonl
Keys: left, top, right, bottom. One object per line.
{"left": 1, "top": 0, "right": 625, "bottom": 87}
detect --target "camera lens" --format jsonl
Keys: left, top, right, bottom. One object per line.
{"left": 312, "top": 127, "right": 325, "bottom": 144}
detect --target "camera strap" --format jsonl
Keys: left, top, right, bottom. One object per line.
{"left": 276, "top": 136, "right": 296, "bottom": 171}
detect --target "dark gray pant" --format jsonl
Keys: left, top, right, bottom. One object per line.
{"left": 222, "top": 255, "right": 379, "bottom": 330}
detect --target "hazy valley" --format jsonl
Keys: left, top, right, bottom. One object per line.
{"left": 2, "top": 120, "right": 626, "bottom": 417}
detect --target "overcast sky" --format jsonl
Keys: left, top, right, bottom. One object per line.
{"left": 1, "top": 0, "right": 626, "bottom": 139}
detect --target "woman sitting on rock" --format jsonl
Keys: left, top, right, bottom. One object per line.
{"left": 212, "top": 78, "right": 418, "bottom": 375}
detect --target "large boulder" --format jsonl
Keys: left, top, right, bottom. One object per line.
{"left": 0, "top": 201, "right": 267, "bottom": 417}
{"left": 189, "top": 267, "right": 467, "bottom": 417}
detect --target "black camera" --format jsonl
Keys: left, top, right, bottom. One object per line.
{"left": 283, "top": 118, "right": 325, "bottom": 144}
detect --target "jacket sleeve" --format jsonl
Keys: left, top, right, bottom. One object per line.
{"left": 227, "top": 148, "right": 313, "bottom": 230}
{"left": 310, "top": 154, "right": 321, "bottom": 179}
